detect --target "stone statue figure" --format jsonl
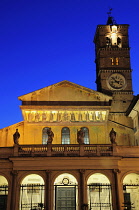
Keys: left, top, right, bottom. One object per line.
{"left": 77, "top": 128, "right": 85, "bottom": 144}
{"left": 109, "top": 128, "right": 116, "bottom": 144}
{"left": 47, "top": 127, "right": 54, "bottom": 144}
{"left": 13, "top": 129, "right": 20, "bottom": 145}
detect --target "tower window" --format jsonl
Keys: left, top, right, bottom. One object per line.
{"left": 106, "top": 37, "right": 111, "bottom": 46}
{"left": 110, "top": 58, "right": 114, "bottom": 65}
{"left": 116, "top": 57, "right": 119, "bottom": 65}
{"left": 110, "top": 57, "right": 119, "bottom": 65}
{"left": 62, "top": 127, "right": 70, "bottom": 144}
{"left": 117, "top": 37, "right": 122, "bottom": 47}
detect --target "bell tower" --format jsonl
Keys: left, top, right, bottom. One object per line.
{"left": 94, "top": 12, "right": 133, "bottom": 112}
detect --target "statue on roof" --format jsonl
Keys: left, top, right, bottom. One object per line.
{"left": 109, "top": 128, "right": 117, "bottom": 144}
{"left": 107, "top": 8, "right": 117, "bottom": 25}
{"left": 47, "top": 127, "right": 54, "bottom": 144}
{"left": 77, "top": 128, "right": 85, "bottom": 144}
{"left": 13, "top": 129, "right": 20, "bottom": 145}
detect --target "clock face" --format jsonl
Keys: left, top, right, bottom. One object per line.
{"left": 108, "top": 73, "right": 126, "bottom": 90}
{"left": 62, "top": 178, "right": 69, "bottom": 185}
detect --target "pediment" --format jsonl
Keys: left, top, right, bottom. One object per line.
{"left": 18, "top": 80, "right": 111, "bottom": 102}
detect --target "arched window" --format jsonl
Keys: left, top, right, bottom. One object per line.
{"left": 42, "top": 127, "right": 49, "bottom": 144}
{"left": 54, "top": 173, "right": 78, "bottom": 209}
{"left": 82, "top": 127, "right": 89, "bottom": 144}
{"left": 62, "top": 127, "right": 70, "bottom": 144}
{"left": 20, "top": 174, "right": 45, "bottom": 210}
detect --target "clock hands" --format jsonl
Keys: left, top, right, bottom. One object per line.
{"left": 108, "top": 73, "right": 126, "bottom": 89}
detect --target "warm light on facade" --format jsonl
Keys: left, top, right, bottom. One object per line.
{"left": 111, "top": 25, "right": 117, "bottom": 46}
{"left": 23, "top": 110, "right": 107, "bottom": 122}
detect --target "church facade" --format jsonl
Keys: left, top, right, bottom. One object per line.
{"left": 0, "top": 17, "right": 139, "bottom": 210}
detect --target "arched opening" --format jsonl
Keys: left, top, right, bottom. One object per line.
{"left": 123, "top": 173, "right": 139, "bottom": 210}
{"left": 54, "top": 173, "right": 78, "bottom": 209}
{"left": 82, "top": 127, "right": 89, "bottom": 144}
{"left": 87, "top": 173, "right": 112, "bottom": 210}
{"left": 61, "top": 127, "right": 70, "bottom": 144}
{"left": 20, "top": 174, "right": 45, "bottom": 210}
{"left": 0, "top": 175, "right": 8, "bottom": 210}
{"left": 42, "top": 127, "right": 49, "bottom": 144}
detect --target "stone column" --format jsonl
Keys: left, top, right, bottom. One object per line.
{"left": 79, "top": 169, "right": 88, "bottom": 210}
{"left": 45, "top": 170, "right": 52, "bottom": 210}
{"left": 10, "top": 170, "right": 18, "bottom": 210}
{"left": 113, "top": 169, "right": 123, "bottom": 210}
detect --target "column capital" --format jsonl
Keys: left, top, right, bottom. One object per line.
{"left": 45, "top": 170, "right": 52, "bottom": 174}
{"left": 11, "top": 170, "right": 18, "bottom": 176}
{"left": 79, "top": 169, "right": 86, "bottom": 174}
{"left": 113, "top": 169, "right": 121, "bottom": 174}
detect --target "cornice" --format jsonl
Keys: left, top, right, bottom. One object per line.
{"left": 98, "top": 69, "right": 132, "bottom": 73}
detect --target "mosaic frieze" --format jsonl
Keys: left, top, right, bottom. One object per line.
{"left": 23, "top": 110, "right": 107, "bottom": 123}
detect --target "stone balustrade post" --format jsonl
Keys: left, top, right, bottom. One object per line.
{"left": 64, "top": 145, "right": 67, "bottom": 156}
{"left": 79, "top": 144, "right": 84, "bottom": 156}
{"left": 47, "top": 144, "right": 52, "bottom": 156}
{"left": 96, "top": 145, "right": 100, "bottom": 156}
{"left": 13, "top": 144, "right": 19, "bottom": 156}
{"left": 112, "top": 143, "right": 117, "bottom": 156}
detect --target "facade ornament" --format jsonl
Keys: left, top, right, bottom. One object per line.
{"left": 47, "top": 127, "right": 54, "bottom": 144}
{"left": 109, "top": 128, "right": 117, "bottom": 144}
{"left": 42, "top": 112, "right": 47, "bottom": 121}
{"left": 13, "top": 129, "right": 20, "bottom": 145}
{"left": 71, "top": 112, "right": 75, "bottom": 121}
{"left": 77, "top": 128, "right": 85, "bottom": 144}
{"left": 35, "top": 112, "right": 40, "bottom": 122}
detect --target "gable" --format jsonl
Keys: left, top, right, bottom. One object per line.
{"left": 18, "top": 80, "right": 112, "bottom": 102}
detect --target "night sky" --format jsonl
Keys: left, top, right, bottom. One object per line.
{"left": 0, "top": 0, "right": 139, "bottom": 129}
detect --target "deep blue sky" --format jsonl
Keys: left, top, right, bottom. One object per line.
{"left": 0, "top": 0, "right": 139, "bottom": 129}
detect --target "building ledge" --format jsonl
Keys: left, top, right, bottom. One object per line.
{"left": 0, "top": 144, "right": 139, "bottom": 158}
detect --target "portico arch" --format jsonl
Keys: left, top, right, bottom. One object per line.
{"left": 123, "top": 173, "right": 139, "bottom": 210}
{"left": 54, "top": 173, "right": 78, "bottom": 210}
{"left": 0, "top": 175, "right": 8, "bottom": 210}
{"left": 87, "top": 173, "right": 112, "bottom": 210}
{"left": 19, "top": 174, "right": 45, "bottom": 210}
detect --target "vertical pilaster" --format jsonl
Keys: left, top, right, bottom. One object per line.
{"left": 10, "top": 170, "right": 18, "bottom": 210}
{"left": 79, "top": 169, "right": 88, "bottom": 210}
{"left": 45, "top": 170, "right": 52, "bottom": 210}
{"left": 113, "top": 169, "right": 123, "bottom": 210}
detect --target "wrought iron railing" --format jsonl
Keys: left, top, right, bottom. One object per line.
{"left": 20, "top": 184, "right": 45, "bottom": 210}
